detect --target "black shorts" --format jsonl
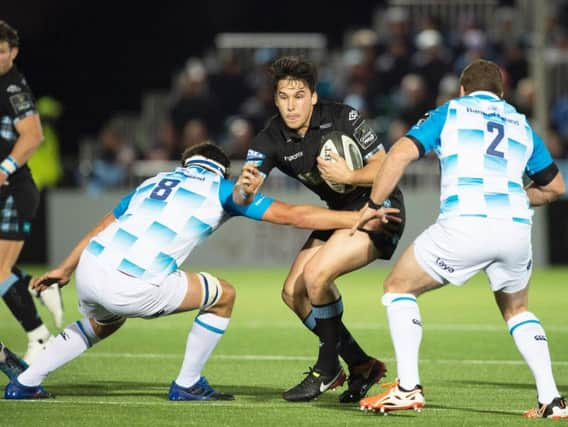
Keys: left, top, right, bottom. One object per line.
{"left": 0, "top": 178, "right": 39, "bottom": 240}
{"left": 309, "top": 188, "right": 405, "bottom": 260}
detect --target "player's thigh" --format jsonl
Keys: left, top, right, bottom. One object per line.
{"left": 413, "top": 219, "right": 493, "bottom": 287}
{"left": 304, "top": 229, "right": 379, "bottom": 282}
{"left": 385, "top": 244, "right": 443, "bottom": 295}
{"left": 282, "top": 237, "right": 324, "bottom": 297}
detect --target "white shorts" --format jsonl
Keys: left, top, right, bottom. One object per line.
{"left": 75, "top": 251, "right": 188, "bottom": 322}
{"left": 414, "top": 217, "right": 532, "bottom": 293}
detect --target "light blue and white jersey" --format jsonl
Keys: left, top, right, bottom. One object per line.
{"left": 407, "top": 91, "right": 554, "bottom": 224}
{"left": 85, "top": 158, "right": 273, "bottom": 284}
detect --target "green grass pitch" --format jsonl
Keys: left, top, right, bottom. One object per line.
{"left": 1, "top": 266, "right": 566, "bottom": 426}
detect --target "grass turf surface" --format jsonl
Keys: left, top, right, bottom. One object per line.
{"left": 1, "top": 266, "right": 566, "bottom": 426}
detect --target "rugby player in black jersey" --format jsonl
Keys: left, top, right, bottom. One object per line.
{"left": 236, "top": 56, "right": 406, "bottom": 402}
{"left": 0, "top": 21, "right": 61, "bottom": 364}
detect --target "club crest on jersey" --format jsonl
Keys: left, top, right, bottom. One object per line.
{"left": 348, "top": 109, "right": 359, "bottom": 121}
{"left": 9, "top": 93, "right": 33, "bottom": 113}
{"left": 353, "top": 122, "right": 378, "bottom": 149}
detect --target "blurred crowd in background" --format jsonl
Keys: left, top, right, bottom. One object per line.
{"left": 29, "top": 2, "right": 568, "bottom": 194}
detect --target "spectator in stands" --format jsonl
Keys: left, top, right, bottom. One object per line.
{"left": 411, "top": 29, "right": 453, "bottom": 98}
{"left": 392, "top": 73, "right": 435, "bottom": 129}
{"left": 169, "top": 58, "right": 222, "bottom": 144}
{"left": 180, "top": 119, "right": 212, "bottom": 151}
{"left": 85, "top": 118, "right": 137, "bottom": 194}
{"left": 224, "top": 117, "right": 254, "bottom": 160}
{"left": 145, "top": 119, "right": 180, "bottom": 161}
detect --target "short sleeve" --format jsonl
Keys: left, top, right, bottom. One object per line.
{"left": 406, "top": 103, "right": 449, "bottom": 156}
{"left": 113, "top": 191, "right": 135, "bottom": 218}
{"left": 526, "top": 128, "right": 554, "bottom": 176}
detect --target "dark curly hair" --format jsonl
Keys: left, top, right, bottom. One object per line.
{"left": 269, "top": 56, "right": 318, "bottom": 93}
{"left": 0, "top": 21, "right": 19, "bottom": 49}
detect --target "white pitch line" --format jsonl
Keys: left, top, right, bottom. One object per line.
{"left": 80, "top": 352, "right": 568, "bottom": 366}
{"left": 126, "top": 321, "right": 568, "bottom": 333}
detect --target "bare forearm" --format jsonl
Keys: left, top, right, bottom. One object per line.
{"left": 10, "top": 134, "right": 42, "bottom": 165}
{"left": 347, "top": 161, "right": 381, "bottom": 186}
{"left": 526, "top": 185, "right": 561, "bottom": 206}
{"left": 59, "top": 213, "right": 115, "bottom": 274}
{"left": 291, "top": 205, "right": 356, "bottom": 230}
{"left": 10, "top": 115, "right": 43, "bottom": 165}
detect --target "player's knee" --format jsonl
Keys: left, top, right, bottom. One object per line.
{"left": 219, "top": 280, "right": 236, "bottom": 307}
{"left": 303, "top": 262, "right": 334, "bottom": 291}
{"left": 199, "top": 273, "right": 235, "bottom": 316}
{"left": 91, "top": 317, "right": 126, "bottom": 340}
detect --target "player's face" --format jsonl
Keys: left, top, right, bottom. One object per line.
{"left": 0, "top": 42, "right": 17, "bottom": 76}
{"left": 275, "top": 78, "right": 317, "bottom": 135}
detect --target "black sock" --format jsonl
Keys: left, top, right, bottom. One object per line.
{"left": 314, "top": 315, "right": 342, "bottom": 374}
{"left": 2, "top": 267, "right": 42, "bottom": 332}
{"left": 304, "top": 310, "right": 369, "bottom": 368}
{"left": 312, "top": 299, "right": 344, "bottom": 375}
{"left": 337, "top": 322, "right": 370, "bottom": 367}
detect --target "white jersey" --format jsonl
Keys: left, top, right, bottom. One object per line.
{"left": 407, "top": 91, "right": 555, "bottom": 224}
{"left": 85, "top": 158, "right": 273, "bottom": 284}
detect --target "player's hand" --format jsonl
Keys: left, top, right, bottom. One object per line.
{"left": 31, "top": 268, "right": 72, "bottom": 292}
{"left": 239, "top": 164, "right": 262, "bottom": 195}
{"left": 0, "top": 172, "right": 8, "bottom": 187}
{"left": 350, "top": 205, "right": 401, "bottom": 236}
{"left": 317, "top": 152, "right": 353, "bottom": 184}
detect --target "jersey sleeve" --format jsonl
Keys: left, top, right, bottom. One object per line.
{"left": 218, "top": 179, "right": 274, "bottom": 220}
{"left": 5, "top": 75, "right": 37, "bottom": 123}
{"left": 245, "top": 133, "right": 276, "bottom": 177}
{"left": 406, "top": 103, "right": 449, "bottom": 157}
{"left": 526, "top": 128, "right": 557, "bottom": 185}
{"left": 338, "top": 105, "right": 383, "bottom": 162}
{"left": 113, "top": 191, "right": 135, "bottom": 218}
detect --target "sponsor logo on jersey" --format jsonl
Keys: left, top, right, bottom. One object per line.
{"left": 283, "top": 151, "right": 303, "bottom": 162}
{"left": 415, "top": 112, "right": 430, "bottom": 127}
{"left": 534, "top": 335, "right": 547, "bottom": 341}
{"left": 348, "top": 109, "right": 359, "bottom": 121}
{"left": 9, "top": 93, "right": 33, "bottom": 113}
{"left": 436, "top": 257, "right": 455, "bottom": 273}
{"left": 353, "top": 121, "right": 378, "bottom": 149}
{"left": 6, "top": 84, "right": 21, "bottom": 93}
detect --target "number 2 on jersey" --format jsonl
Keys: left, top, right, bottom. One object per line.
{"left": 150, "top": 178, "right": 180, "bottom": 200}
{"left": 486, "top": 121, "right": 505, "bottom": 158}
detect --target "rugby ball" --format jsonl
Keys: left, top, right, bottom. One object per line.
{"left": 319, "top": 131, "right": 364, "bottom": 193}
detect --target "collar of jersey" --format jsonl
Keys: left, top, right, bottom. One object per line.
{"left": 468, "top": 90, "right": 500, "bottom": 100}
{"left": 184, "top": 156, "right": 226, "bottom": 176}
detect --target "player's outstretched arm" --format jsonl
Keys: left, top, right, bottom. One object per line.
{"left": 525, "top": 170, "right": 566, "bottom": 206}
{"left": 31, "top": 212, "right": 116, "bottom": 292}
{"left": 262, "top": 200, "right": 400, "bottom": 231}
